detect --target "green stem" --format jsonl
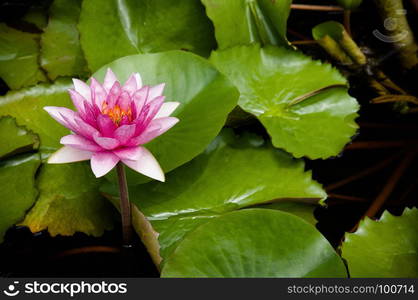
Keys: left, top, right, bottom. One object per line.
{"left": 116, "top": 162, "right": 133, "bottom": 246}
{"left": 343, "top": 10, "right": 352, "bottom": 37}
{"left": 374, "top": 0, "right": 418, "bottom": 69}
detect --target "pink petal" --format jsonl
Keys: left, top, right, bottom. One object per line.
{"left": 131, "top": 117, "right": 179, "bottom": 145}
{"left": 122, "top": 147, "right": 165, "bottom": 181}
{"left": 132, "top": 86, "right": 149, "bottom": 115}
{"left": 68, "top": 89, "right": 87, "bottom": 114}
{"left": 48, "top": 146, "right": 92, "bottom": 164}
{"left": 117, "top": 91, "right": 131, "bottom": 111}
{"left": 148, "top": 83, "right": 165, "bottom": 103}
{"left": 82, "top": 101, "right": 99, "bottom": 127}
{"left": 143, "top": 96, "right": 165, "bottom": 125}
{"left": 93, "top": 132, "right": 120, "bottom": 150}
{"left": 133, "top": 95, "right": 165, "bottom": 137}
{"left": 44, "top": 106, "right": 79, "bottom": 132}
{"left": 113, "top": 146, "right": 142, "bottom": 161}
{"left": 119, "top": 115, "right": 130, "bottom": 126}
{"left": 106, "top": 81, "right": 122, "bottom": 108}
{"left": 73, "top": 117, "right": 99, "bottom": 139}
{"left": 130, "top": 101, "right": 137, "bottom": 120}
{"left": 103, "top": 68, "right": 117, "bottom": 92}
{"left": 73, "top": 79, "right": 92, "bottom": 102}
{"left": 154, "top": 102, "right": 180, "bottom": 119}
{"left": 60, "top": 134, "right": 102, "bottom": 152}
{"left": 114, "top": 124, "right": 136, "bottom": 145}
{"left": 134, "top": 73, "right": 142, "bottom": 88}
{"left": 90, "top": 77, "right": 107, "bottom": 107}
{"left": 90, "top": 152, "right": 119, "bottom": 177}
{"left": 59, "top": 112, "right": 99, "bottom": 139}
{"left": 133, "top": 104, "right": 149, "bottom": 134}
{"left": 123, "top": 74, "right": 137, "bottom": 96}
{"left": 97, "top": 114, "right": 116, "bottom": 137}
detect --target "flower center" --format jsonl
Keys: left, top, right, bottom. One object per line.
{"left": 101, "top": 102, "right": 132, "bottom": 126}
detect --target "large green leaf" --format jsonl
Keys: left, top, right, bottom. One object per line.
{"left": 0, "top": 153, "right": 41, "bottom": 242}
{"left": 41, "top": 0, "right": 89, "bottom": 80}
{"left": 258, "top": 201, "right": 318, "bottom": 226}
{"left": 161, "top": 209, "right": 347, "bottom": 277}
{"left": 0, "top": 80, "right": 73, "bottom": 150}
{"left": 342, "top": 208, "right": 418, "bottom": 278}
{"left": 93, "top": 51, "right": 239, "bottom": 182}
{"left": 102, "top": 130, "right": 326, "bottom": 260}
{"left": 202, "top": 0, "right": 292, "bottom": 49}
{"left": 0, "top": 116, "right": 39, "bottom": 159}
{"left": 22, "top": 162, "right": 115, "bottom": 237}
{"left": 0, "top": 23, "right": 47, "bottom": 90}
{"left": 79, "top": 0, "right": 216, "bottom": 71}
{"left": 211, "top": 44, "right": 359, "bottom": 159}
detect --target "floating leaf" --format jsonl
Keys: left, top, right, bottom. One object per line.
{"left": 102, "top": 130, "right": 326, "bottom": 260}
{"left": 342, "top": 208, "right": 418, "bottom": 277}
{"left": 93, "top": 51, "right": 239, "bottom": 182}
{"left": 0, "top": 23, "right": 47, "bottom": 90}
{"left": 79, "top": 0, "right": 216, "bottom": 71}
{"left": 22, "top": 162, "right": 115, "bottom": 237}
{"left": 0, "top": 80, "right": 73, "bottom": 150}
{"left": 211, "top": 44, "right": 359, "bottom": 159}
{"left": 41, "top": 0, "right": 89, "bottom": 80}
{"left": 161, "top": 209, "right": 347, "bottom": 277}
{"left": 202, "top": 0, "right": 291, "bottom": 49}
{"left": 0, "top": 116, "right": 39, "bottom": 159}
{"left": 0, "top": 153, "right": 41, "bottom": 242}
{"left": 258, "top": 201, "right": 318, "bottom": 226}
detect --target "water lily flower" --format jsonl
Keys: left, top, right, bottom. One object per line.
{"left": 44, "top": 69, "right": 179, "bottom": 181}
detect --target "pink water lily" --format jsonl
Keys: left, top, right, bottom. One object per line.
{"left": 44, "top": 69, "right": 179, "bottom": 181}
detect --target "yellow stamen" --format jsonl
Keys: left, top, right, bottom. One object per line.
{"left": 101, "top": 102, "right": 132, "bottom": 125}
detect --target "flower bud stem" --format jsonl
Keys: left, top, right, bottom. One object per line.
{"left": 116, "top": 162, "right": 132, "bottom": 246}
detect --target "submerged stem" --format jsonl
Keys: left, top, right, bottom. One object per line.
{"left": 116, "top": 163, "right": 133, "bottom": 246}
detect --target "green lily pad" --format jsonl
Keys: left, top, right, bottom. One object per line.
{"left": 211, "top": 44, "right": 359, "bottom": 159}
{"left": 0, "top": 116, "right": 39, "bottom": 159}
{"left": 79, "top": 0, "right": 216, "bottom": 71}
{"left": 0, "top": 23, "right": 47, "bottom": 90}
{"left": 161, "top": 209, "right": 347, "bottom": 277}
{"left": 0, "top": 80, "right": 73, "bottom": 150}
{"left": 93, "top": 51, "right": 239, "bottom": 182}
{"left": 22, "top": 162, "right": 115, "bottom": 237}
{"left": 41, "top": 0, "right": 89, "bottom": 80}
{"left": 0, "top": 153, "right": 41, "bottom": 242}
{"left": 258, "top": 201, "right": 318, "bottom": 226}
{"left": 202, "top": 0, "right": 291, "bottom": 49}
{"left": 102, "top": 130, "right": 326, "bottom": 260}
{"left": 342, "top": 208, "right": 418, "bottom": 278}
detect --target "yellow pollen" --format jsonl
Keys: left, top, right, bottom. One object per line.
{"left": 101, "top": 102, "right": 132, "bottom": 125}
